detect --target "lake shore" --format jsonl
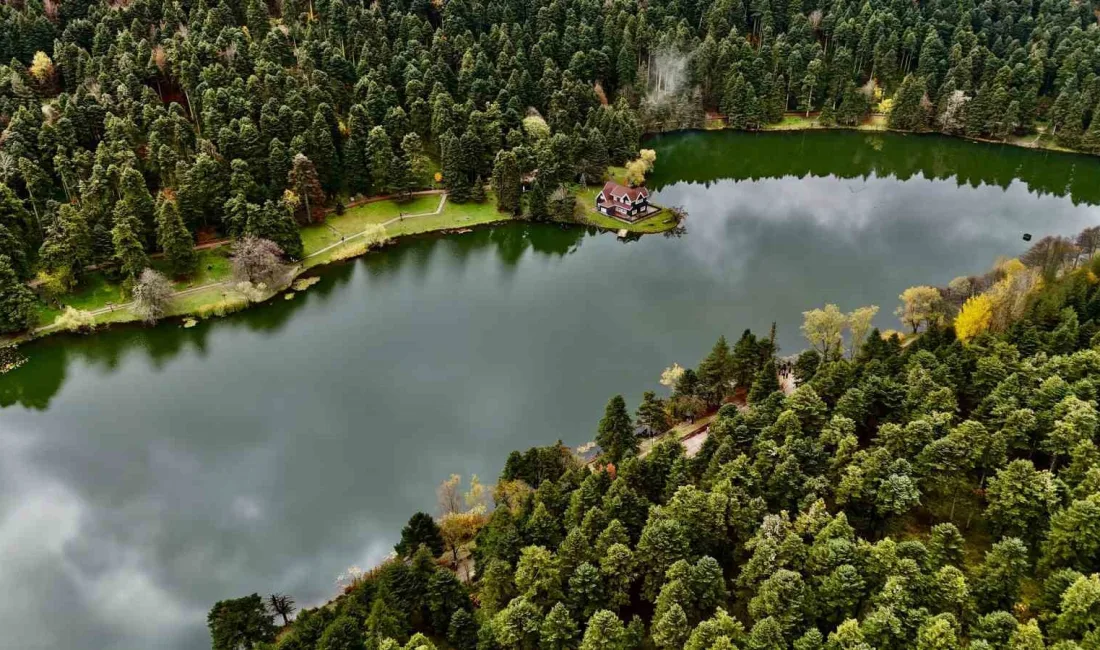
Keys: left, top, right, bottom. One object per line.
{"left": 2, "top": 184, "right": 676, "bottom": 348}
{"left": 731, "top": 112, "right": 1078, "bottom": 156}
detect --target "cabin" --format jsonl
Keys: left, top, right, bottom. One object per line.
{"left": 595, "top": 181, "right": 650, "bottom": 222}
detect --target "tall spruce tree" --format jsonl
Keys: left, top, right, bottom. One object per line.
{"left": 156, "top": 196, "right": 196, "bottom": 277}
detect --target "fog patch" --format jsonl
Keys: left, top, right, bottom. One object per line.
{"left": 647, "top": 49, "right": 691, "bottom": 103}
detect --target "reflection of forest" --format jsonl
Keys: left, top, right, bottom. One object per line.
{"left": 0, "top": 223, "right": 587, "bottom": 410}
{"left": 649, "top": 130, "right": 1100, "bottom": 206}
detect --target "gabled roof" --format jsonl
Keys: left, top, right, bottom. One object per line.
{"left": 600, "top": 181, "right": 649, "bottom": 203}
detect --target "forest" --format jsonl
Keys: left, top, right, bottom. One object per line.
{"left": 4, "top": 0, "right": 1100, "bottom": 332}
{"left": 203, "top": 232, "right": 1100, "bottom": 650}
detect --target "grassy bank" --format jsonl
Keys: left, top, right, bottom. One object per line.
{"left": 756, "top": 112, "right": 1075, "bottom": 154}
{"left": 9, "top": 177, "right": 678, "bottom": 345}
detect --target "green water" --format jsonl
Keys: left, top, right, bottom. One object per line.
{"left": 2, "top": 131, "right": 1098, "bottom": 650}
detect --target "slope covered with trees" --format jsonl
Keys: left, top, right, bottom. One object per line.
{"left": 209, "top": 229, "right": 1100, "bottom": 650}
{"left": 3, "top": 0, "right": 1100, "bottom": 332}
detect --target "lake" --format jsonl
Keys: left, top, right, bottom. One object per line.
{"left": 2, "top": 131, "right": 1099, "bottom": 650}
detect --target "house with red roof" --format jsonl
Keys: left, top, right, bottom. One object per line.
{"left": 595, "top": 181, "right": 651, "bottom": 222}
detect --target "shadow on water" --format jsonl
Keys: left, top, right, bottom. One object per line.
{"left": 647, "top": 130, "right": 1100, "bottom": 206}
{"left": 0, "top": 222, "right": 587, "bottom": 410}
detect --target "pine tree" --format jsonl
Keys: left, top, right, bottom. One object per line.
{"left": 889, "top": 75, "right": 930, "bottom": 131}
{"left": 541, "top": 602, "right": 579, "bottom": 650}
{"left": 287, "top": 154, "right": 326, "bottom": 224}
{"left": 267, "top": 139, "right": 292, "bottom": 199}
{"left": 527, "top": 180, "right": 549, "bottom": 221}
{"left": 344, "top": 106, "right": 372, "bottom": 196}
{"left": 118, "top": 166, "right": 156, "bottom": 243}
{"left": 470, "top": 175, "right": 486, "bottom": 203}
{"left": 367, "top": 126, "right": 394, "bottom": 196}
{"left": 111, "top": 209, "right": 149, "bottom": 282}
{"left": 38, "top": 203, "right": 92, "bottom": 279}
{"left": 492, "top": 150, "right": 521, "bottom": 214}
{"left": 0, "top": 254, "right": 36, "bottom": 333}
{"left": 246, "top": 199, "right": 304, "bottom": 260}
{"left": 154, "top": 197, "right": 196, "bottom": 280}
{"left": 595, "top": 395, "right": 636, "bottom": 463}
{"left": 401, "top": 133, "right": 428, "bottom": 185}
{"left": 441, "top": 132, "right": 471, "bottom": 203}
{"left": 308, "top": 109, "right": 339, "bottom": 195}
{"left": 748, "top": 359, "right": 781, "bottom": 404}
{"left": 636, "top": 391, "right": 670, "bottom": 434}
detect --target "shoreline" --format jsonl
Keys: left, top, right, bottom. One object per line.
{"left": 694, "top": 112, "right": 1083, "bottom": 157}
{"left": 7, "top": 118, "right": 1084, "bottom": 350}
{"left": 1, "top": 191, "right": 675, "bottom": 349}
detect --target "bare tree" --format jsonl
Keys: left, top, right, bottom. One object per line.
{"left": 1021, "top": 235, "right": 1078, "bottom": 279}
{"left": 132, "top": 268, "right": 174, "bottom": 324}
{"left": 938, "top": 90, "right": 970, "bottom": 134}
{"left": 437, "top": 474, "right": 463, "bottom": 516}
{"left": 1076, "top": 226, "right": 1100, "bottom": 262}
{"left": 267, "top": 593, "right": 295, "bottom": 626}
{"left": 232, "top": 236, "right": 286, "bottom": 286}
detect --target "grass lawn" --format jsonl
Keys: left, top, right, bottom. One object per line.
{"left": 34, "top": 272, "right": 126, "bottom": 326}
{"left": 32, "top": 247, "right": 234, "bottom": 328}
{"left": 300, "top": 194, "right": 443, "bottom": 253}
{"left": 169, "top": 248, "right": 232, "bottom": 290}
{"left": 21, "top": 165, "right": 676, "bottom": 338}
{"left": 572, "top": 183, "right": 678, "bottom": 234}
{"left": 303, "top": 193, "right": 508, "bottom": 268}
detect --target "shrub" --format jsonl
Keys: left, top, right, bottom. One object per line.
{"left": 54, "top": 306, "right": 96, "bottom": 332}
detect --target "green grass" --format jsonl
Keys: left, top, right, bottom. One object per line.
{"left": 300, "top": 194, "right": 443, "bottom": 253}
{"left": 168, "top": 248, "right": 232, "bottom": 290}
{"left": 34, "top": 272, "right": 126, "bottom": 326}
{"left": 23, "top": 165, "right": 675, "bottom": 338}
{"left": 303, "top": 193, "right": 508, "bottom": 268}
{"left": 572, "top": 184, "right": 679, "bottom": 234}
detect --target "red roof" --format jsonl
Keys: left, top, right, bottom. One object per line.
{"left": 601, "top": 181, "right": 649, "bottom": 204}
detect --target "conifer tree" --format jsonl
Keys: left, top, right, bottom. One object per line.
{"left": 492, "top": 150, "right": 521, "bottom": 214}
{"left": 0, "top": 254, "right": 36, "bottom": 333}
{"left": 111, "top": 211, "right": 149, "bottom": 281}
{"left": 156, "top": 195, "right": 196, "bottom": 277}
{"left": 441, "top": 133, "right": 471, "bottom": 203}
{"left": 367, "top": 126, "right": 394, "bottom": 196}
{"left": 287, "top": 154, "right": 326, "bottom": 224}
{"left": 595, "top": 395, "right": 636, "bottom": 464}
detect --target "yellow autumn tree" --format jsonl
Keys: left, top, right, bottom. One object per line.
{"left": 624, "top": 149, "right": 658, "bottom": 186}
{"left": 954, "top": 293, "right": 994, "bottom": 342}
{"left": 29, "top": 51, "right": 55, "bottom": 84}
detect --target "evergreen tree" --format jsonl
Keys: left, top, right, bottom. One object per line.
{"left": 748, "top": 359, "right": 781, "bottom": 404}
{"left": 636, "top": 391, "right": 670, "bottom": 434}
{"left": 287, "top": 154, "right": 326, "bottom": 224}
{"left": 492, "top": 150, "right": 521, "bottom": 214}
{"left": 0, "top": 255, "right": 36, "bottom": 333}
{"left": 470, "top": 175, "right": 486, "bottom": 203}
{"left": 367, "top": 126, "right": 395, "bottom": 196}
{"left": 596, "top": 395, "right": 636, "bottom": 463}
{"left": 156, "top": 195, "right": 196, "bottom": 277}
{"left": 396, "top": 512, "right": 445, "bottom": 558}
{"left": 111, "top": 210, "right": 149, "bottom": 282}
{"left": 441, "top": 133, "right": 471, "bottom": 203}
{"left": 527, "top": 180, "right": 550, "bottom": 221}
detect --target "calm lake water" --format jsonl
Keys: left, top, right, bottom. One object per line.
{"left": 3, "top": 131, "right": 1099, "bottom": 650}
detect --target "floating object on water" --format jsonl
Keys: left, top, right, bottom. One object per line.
{"left": 617, "top": 229, "right": 628, "bottom": 239}
{"left": 1023, "top": 233, "right": 1032, "bottom": 241}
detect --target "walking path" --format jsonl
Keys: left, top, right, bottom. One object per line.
{"left": 306, "top": 193, "right": 447, "bottom": 260}
{"left": 33, "top": 193, "right": 452, "bottom": 334}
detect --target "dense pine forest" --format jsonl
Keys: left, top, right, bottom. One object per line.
{"left": 3, "top": 0, "right": 1100, "bottom": 332}
{"left": 204, "top": 232, "right": 1100, "bottom": 649}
